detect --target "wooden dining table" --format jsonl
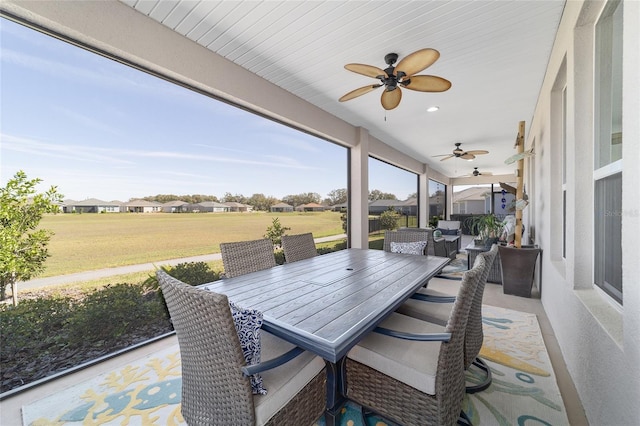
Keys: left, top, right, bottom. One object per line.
{"left": 202, "top": 248, "right": 450, "bottom": 426}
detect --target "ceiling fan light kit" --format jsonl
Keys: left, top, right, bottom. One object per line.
{"left": 339, "top": 48, "right": 452, "bottom": 110}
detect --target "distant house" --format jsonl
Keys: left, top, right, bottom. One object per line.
{"left": 331, "top": 202, "right": 347, "bottom": 212}
{"left": 399, "top": 197, "right": 418, "bottom": 216}
{"left": 295, "top": 202, "right": 326, "bottom": 212}
{"left": 224, "top": 202, "right": 253, "bottom": 212}
{"left": 64, "top": 198, "right": 120, "bottom": 213}
{"left": 452, "top": 187, "right": 490, "bottom": 215}
{"left": 368, "top": 199, "right": 417, "bottom": 215}
{"left": 270, "top": 202, "right": 294, "bottom": 212}
{"left": 161, "top": 200, "right": 189, "bottom": 213}
{"left": 185, "top": 201, "right": 230, "bottom": 213}
{"left": 124, "top": 199, "right": 162, "bottom": 213}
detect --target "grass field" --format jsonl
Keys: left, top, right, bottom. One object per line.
{"left": 39, "top": 211, "right": 344, "bottom": 277}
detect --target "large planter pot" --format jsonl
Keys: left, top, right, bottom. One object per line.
{"left": 498, "top": 245, "right": 541, "bottom": 298}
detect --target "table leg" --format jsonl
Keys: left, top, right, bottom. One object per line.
{"left": 324, "top": 358, "right": 347, "bottom": 426}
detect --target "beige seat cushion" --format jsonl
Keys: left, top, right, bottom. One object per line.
{"left": 347, "top": 312, "right": 444, "bottom": 395}
{"left": 254, "top": 332, "right": 325, "bottom": 425}
{"left": 396, "top": 295, "right": 451, "bottom": 327}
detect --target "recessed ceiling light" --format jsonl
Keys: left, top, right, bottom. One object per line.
{"left": 426, "top": 106, "right": 439, "bottom": 112}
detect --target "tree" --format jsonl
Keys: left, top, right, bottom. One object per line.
{"left": 326, "top": 188, "right": 347, "bottom": 205}
{"left": 222, "top": 192, "right": 248, "bottom": 204}
{"left": 379, "top": 207, "right": 400, "bottom": 232}
{"left": 247, "top": 193, "right": 279, "bottom": 211}
{"left": 264, "top": 217, "right": 291, "bottom": 248}
{"left": 369, "top": 189, "right": 397, "bottom": 201}
{"left": 281, "top": 192, "right": 321, "bottom": 207}
{"left": 0, "top": 171, "right": 63, "bottom": 305}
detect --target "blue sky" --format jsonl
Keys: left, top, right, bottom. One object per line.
{"left": 1, "top": 18, "right": 417, "bottom": 202}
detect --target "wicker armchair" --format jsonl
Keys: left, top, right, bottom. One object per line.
{"left": 346, "top": 255, "right": 485, "bottom": 426}
{"left": 220, "top": 239, "right": 276, "bottom": 278}
{"left": 157, "top": 270, "right": 326, "bottom": 426}
{"left": 281, "top": 233, "right": 317, "bottom": 263}
{"left": 437, "top": 220, "right": 462, "bottom": 251}
{"left": 397, "top": 244, "right": 499, "bottom": 393}
{"left": 383, "top": 230, "right": 429, "bottom": 255}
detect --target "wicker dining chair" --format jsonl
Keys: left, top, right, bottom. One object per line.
{"left": 383, "top": 230, "right": 429, "bottom": 255}
{"left": 397, "top": 244, "right": 499, "bottom": 393}
{"left": 346, "top": 255, "right": 485, "bottom": 426}
{"left": 157, "top": 270, "right": 326, "bottom": 426}
{"left": 220, "top": 239, "right": 277, "bottom": 278}
{"left": 281, "top": 233, "right": 317, "bottom": 263}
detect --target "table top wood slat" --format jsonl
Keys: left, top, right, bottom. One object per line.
{"left": 201, "top": 248, "right": 449, "bottom": 362}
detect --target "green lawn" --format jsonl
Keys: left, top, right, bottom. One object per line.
{"left": 39, "top": 211, "right": 344, "bottom": 277}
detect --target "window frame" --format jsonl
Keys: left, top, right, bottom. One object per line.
{"left": 593, "top": 0, "right": 623, "bottom": 305}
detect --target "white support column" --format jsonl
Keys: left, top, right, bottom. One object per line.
{"left": 349, "top": 128, "right": 369, "bottom": 248}
{"left": 419, "top": 165, "right": 429, "bottom": 228}
{"left": 446, "top": 182, "right": 454, "bottom": 219}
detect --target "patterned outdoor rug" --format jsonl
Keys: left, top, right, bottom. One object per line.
{"left": 22, "top": 306, "right": 568, "bottom": 425}
{"left": 437, "top": 252, "right": 468, "bottom": 280}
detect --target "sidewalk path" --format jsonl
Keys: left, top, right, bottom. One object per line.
{"left": 20, "top": 234, "right": 347, "bottom": 291}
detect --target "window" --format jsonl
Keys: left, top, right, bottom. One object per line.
{"left": 551, "top": 57, "right": 567, "bottom": 263}
{"left": 0, "top": 17, "right": 349, "bottom": 391}
{"left": 562, "top": 87, "right": 567, "bottom": 259}
{"left": 594, "top": 0, "right": 623, "bottom": 304}
{"left": 368, "top": 157, "right": 419, "bottom": 227}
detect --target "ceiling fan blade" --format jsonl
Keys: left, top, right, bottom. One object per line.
{"left": 439, "top": 154, "right": 454, "bottom": 161}
{"left": 381, "top": 88, "right": 402, "bottom": 110}
{"left": 395, "top": 48, "right": 440, "bottom": 77}
{"left": 403, "top": 75, "right": 452, "bottom": 92}
{"left": 339, "top": 84, "right": 382, "bottom": 102}
{"left": 345, "top": 63, "right": 387, "bottom": 78}
{"left": 465, "top": 150, "right": 489, "bottom": 155}
{"left": 461, "top": 153, "right": 476, "bottom": 160}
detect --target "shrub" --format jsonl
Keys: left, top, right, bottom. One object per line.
{"left": 379, "top": 208, "right": 400, "bottom": 231}
{"left": 163, "top": 262, "right": 219, "bottom": 285}
{"left": 67, "top": 283, "right": 168, "bottom": 347}
{"left": 0, "top": 282, "right": 172, "bottom": 393}
{"left": 264, "top": 217, "right": 290, "bottom": 247}
{"left": 0, "top": 296, "right": 74, "bottom": 360}
{"left": 145, "top": 261, "right": 220, "bottom": 288}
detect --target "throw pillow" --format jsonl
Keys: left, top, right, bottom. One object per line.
{"left": 229, "top": 301, "right": 267, "bottom": 395}
{"left": 390, "top": 241, "right": 427, "bottom": 255}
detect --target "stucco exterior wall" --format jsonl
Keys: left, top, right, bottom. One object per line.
{"left": 528, "top": 1, "right": 640, "bottom": 423}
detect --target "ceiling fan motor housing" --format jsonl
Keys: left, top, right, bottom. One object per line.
{"left": 384, "top": 53, "right": 398, "bottom": 65}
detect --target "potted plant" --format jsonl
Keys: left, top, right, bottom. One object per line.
{"left": 466, "top": 214, "right": 505, "bottom": 248}
{"left": 498, "top": 121, "right": 541, "bottom": 298}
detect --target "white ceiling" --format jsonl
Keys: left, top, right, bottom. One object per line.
{"left": 120, "top": 0, "right": 565, "bottom": 178}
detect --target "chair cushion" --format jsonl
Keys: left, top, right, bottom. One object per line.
{"left": 229, "top": 301, "right": 266, "bottom": 394}
{"left": 390, "top": 241, "right": 427, "bottom": 255}
{"left": 396, "top": 296, "right": 451, "bottom": 327}
{"left": 437, "top": 228, "right": 459, "bottom": 236}
{"left": 253, "top": 332, "right": 325, "bottom": 425}
{"left": 347, "top": 312, "right": 444, "bottom": 395}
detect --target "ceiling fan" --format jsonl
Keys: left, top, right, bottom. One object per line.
{"left": 338, "top": 48, "right": 452, "bottom": 110}
{"left": 433, "top": 142, "right": 489, "bottom": 161}
{"left": 462, "top": 167, "right": 492, "bottom": 177}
